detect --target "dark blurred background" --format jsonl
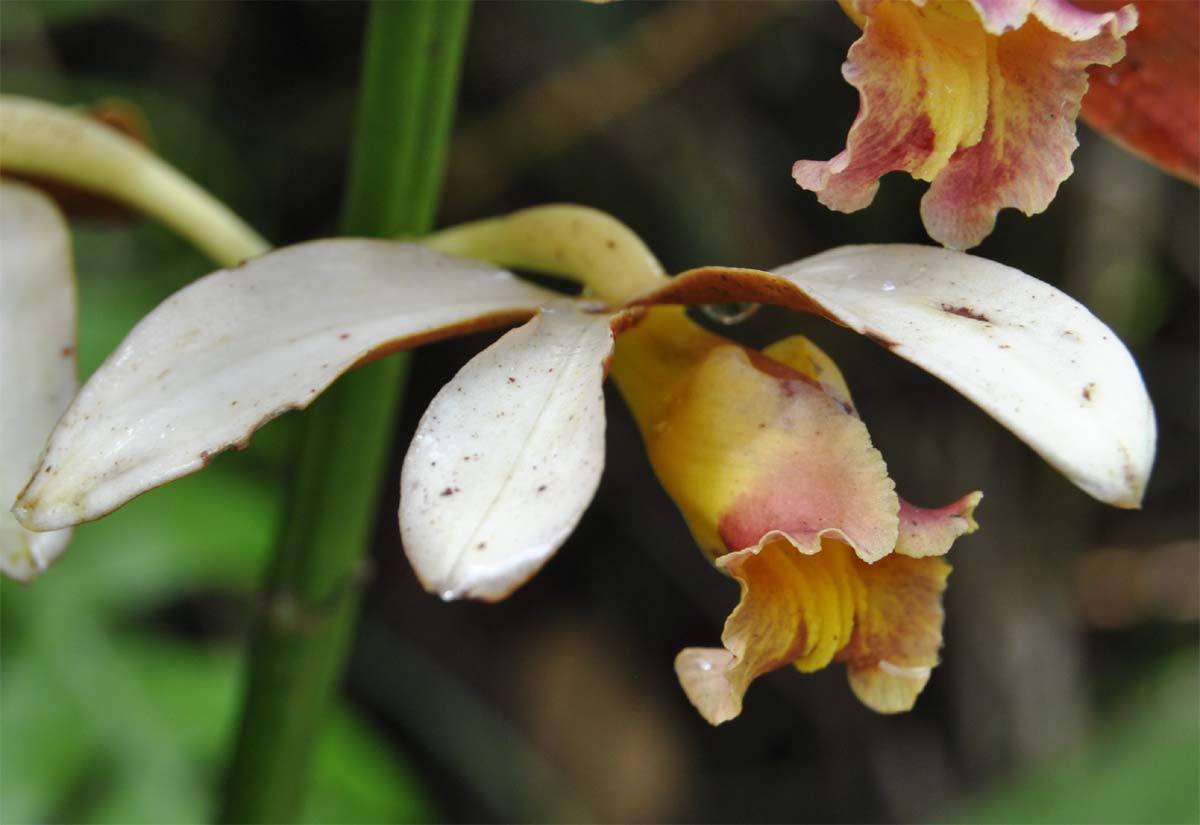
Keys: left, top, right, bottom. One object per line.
{"left": 1, "top": 2, "right": 1196, "bottom": 823}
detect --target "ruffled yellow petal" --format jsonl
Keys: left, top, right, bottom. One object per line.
{"left": 795, "top": 0, "right": 1135, "bottom": 249}
{"left": 677, "top": 537, "right": 956, "bottom": 723}
{"left": 836, "top": 551, "right": 951, "bottom": 713}
{"left": 676, "top": 538, "right": 864, "bottom": 724}
{"left": 610, "top": 311, "right": 983, "bottom": 722}
{"left": 610, "top": 307, "right": 900, "bottom": 564}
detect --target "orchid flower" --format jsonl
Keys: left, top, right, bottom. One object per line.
{"left": 7, "top": 192, "right": 1154, "bottom": 719}
{"left": 0, "top": 96, "right": 268, "bottom": 579}
{"left": 1079, "top": 0, "right": 1200, "bottom": 184}
{"left": 795, "top": 0, "right": 1138, "bottom": 249}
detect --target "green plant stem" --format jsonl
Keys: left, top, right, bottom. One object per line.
{"left": 218, "top": 3, "right": 471, "bottom": 822}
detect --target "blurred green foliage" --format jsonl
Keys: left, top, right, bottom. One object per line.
{"left": 949, "top": 652, "right": 1199, "bottom": 824}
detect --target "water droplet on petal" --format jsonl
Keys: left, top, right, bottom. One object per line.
{"left": 440, "top": 589, "right": 458, "bottom": 602}
{"left": 701, "top": 301, "right": 760, "bottom": 326}
{"left": 881, "top": 281, "right": 896, "bottom": 292}
{"left": 699, "top": 659, "right": 713, "bottom": 672}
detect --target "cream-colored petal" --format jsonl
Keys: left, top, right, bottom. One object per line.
{"left": 0, "top": 182, "right": 75, "bottom": 580}
{"left": 0, "top": 95, "right": 267, "bottom": 267}
{"left": 632, "top": 245, "right": 1155, "bottom": 508}
{"left": 425, "top": 204, "right": 668, "bottom": 305}
{"left": 15, "top": 241, "right": 561, "bottom": 531}
{"left": 674, "top": 648, "right": 740, "bottom": 726}
{"left": 400, "top": 306, "right": 612, "bottom": 602}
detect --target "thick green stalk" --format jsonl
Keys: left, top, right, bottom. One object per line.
{"left": 219, "top": 3, "right": 471, "bottom": 821}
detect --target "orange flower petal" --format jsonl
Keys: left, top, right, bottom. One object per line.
{"left": 610, "top": 307, "right": 899, "bottom": 564}
{"left": 1079, "top": 0, "right": 1200, "bottom": 184}
{"left": 609, "top": 308, "right": 982, "bottom": 721}
{"left": 761, "top": 334, "right": 857, "bottom": 415}
{"left": 895, "top": 492, "right": 982, "bottom": 558}
{"left": 920, "top": 8, "right": 1135, "bottom": 248}
{"left": 795, "top": 0, "right": 1135, "bottom": 249}
{"left": 836, "top": 552, "right": 952, "bottom": 713}
{"left": 676, "top": 538, "right": 865, "bottom": 725}
{"left": 678, "top": 537, "right": 959, "bottom": 723}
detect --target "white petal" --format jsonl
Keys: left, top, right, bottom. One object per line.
{"left": 15, "top": 240, "right": 562, "bottom": 530}
{"left": 400, "top": 306, "right": 613, "bottom": 602}
{"left": 773, "top": 246, "right": 1155, "bottom": 508}
{"left": 634, "top": 245, "right": 1155, "bottom": 507}
{"left": 1, "top": 182, "right": 75, "bottom": 580}
{"left": 0, "top": 95, "right": 267, "bottom": 267}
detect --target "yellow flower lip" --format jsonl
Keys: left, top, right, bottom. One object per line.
{"left": 612, "top": 303, "right": 982, "bottom": 721}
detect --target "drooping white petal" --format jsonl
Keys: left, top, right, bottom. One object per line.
{"left": 15, "top": 240, "right": 562, "bottom": 531}
{"left": 1, "top": 182, "right": 76, "bottom": 580}
{"left": 0, "top": 95, "right": 268, "bottom": 267}
{"left": 400, "top": 306, "right": 613, "bottom": 602}
{"left": 633, "top": 245, "right": 1155, "bottom": 508}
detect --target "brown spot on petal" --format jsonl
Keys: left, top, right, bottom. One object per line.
{"left": 940, "top": 304, "right": 990, "bottom": 322}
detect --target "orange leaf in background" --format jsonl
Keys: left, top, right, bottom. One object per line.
{"left": 1080, "top": 0, "right": 1200, "bottom": 184}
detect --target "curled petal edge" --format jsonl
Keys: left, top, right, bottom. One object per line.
{"left": 627, "top": 247, "right": 1155, "bottom": 510}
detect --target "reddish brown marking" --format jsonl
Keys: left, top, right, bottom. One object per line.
{"left": 863, "top": 329, "right": 898, "bottom": 350}
{"left": 608, "top": 307, "right": 647, "bottom": 337}
{"left": 1082, "top": 383, "right": 1095, "bottom": 401}
{"left": 440, "top": 487, "right": 458, "bottom": 497}
{"left": 629, "top": 267, "right": 836, "bottom": 322}
{"left": 940, "top": 304, "right": 990, "bottom": 322}
{"left": 348, "top": 309, "right": 536, "bottom": 369}
{"left": 60, "top": 345, "right": 75, "bottom": 358}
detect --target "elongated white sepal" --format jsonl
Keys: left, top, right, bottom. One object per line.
{"left": 0, "top": 95, "right": 268, "bottom": 267}
{"left": 1, "top": 182, "right": 76, "bottom": 580}
{"left": 775, "top": 246, "right": 1155, "bottom": 507}
{"left": 15, "top": 241, "right": 561, "bottom": 531}
{"left": 636, "top": 245, "right": 1155, "bottom": 508}
{"left": 400, "top": 306, "right": 613, "bottom": 602}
